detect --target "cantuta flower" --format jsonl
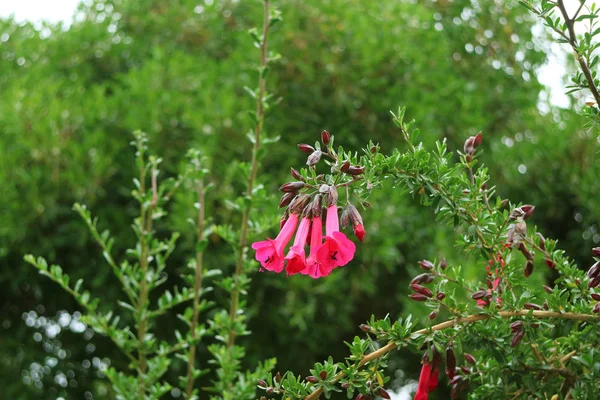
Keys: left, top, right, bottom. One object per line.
{"left": 302, "top": 215, "right": 331, "bottom": 278}
{"left": 316, "top": 205, "right": 356, "bottom": 270}
{"left": 285, "top": 217, "right": 311, "bottom": 275}
{"left": 251, "top": 213, "right": 299, "bottom": 273}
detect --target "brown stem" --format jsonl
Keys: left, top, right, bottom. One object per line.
{"left": 227, "top": 0, "right": 271, "bottom": 349}
{"left": 185, "top": 178, "right": 206, "bottom": 397}
{"left": 556, "top": 0, "right": 600, "bottom": 106}
{"left": 303, "top": 310, "right": 599, "bottom": 400}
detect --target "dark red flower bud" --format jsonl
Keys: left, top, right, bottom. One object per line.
{"left": 429, "top": 310, "right": 438, "bottom": 320}
{"left": 310, "top": 194, "right": 322, "bottom": 217}
{"left": 594, "top": 302, "right": 600, "bottom": 314}
{"left": 591, "top": 293, "right": 600, "bottom": 301}
{"left": 449, "top": 375, "right": 464, "bottom": 386}
{"left": 471, "top": 290, "right": 486, "bottom": 300}
{"left": 524, "top": 302, "right": 542, "bottom": 310}
{"left": 321, "top": 130, "right": 331, "bottom": 145}
{"left": 340, "top": 160, "right": 350, "bottom": 172}
{"left": 319, "top": 370, "right": 327, "bottom": 380}
{"left": 588, "top": 261, "right": 600, "bottom": 278}
{"left": 289, "top": 194, "right": 311, "bottom": 214}
{"left": 346, "top": 166, "right": 365, "bottom": 175}
{"left": 419, "top": 260, "right": 434, "bottom": 270}
{"left": 279, "top": 192, "right": 296, "bottom": 208}
{"left": 511, "top": 329, "right": 525, "bottom": 348}
{"left": 460, "top": 366, "right": 471, "bottom": 374}
{"left": 440, "top": 258, "right": 447, "bottom": 270}
{"left": 363, "top": 201, "right": 372, "bottom": 208}
{"left": 354, "top": 224, "right": 366, "bottom": 242}
{"left": 341, "top": 382, "right": 350, "bottom": 389}
{"left": 521, "top": 205, "right": 535, "bottom": 220}
{"left": 543, "top": 300, "right": 549, "bottom": 310}
{"left": 411, "top": 273, "right": 435, "bottom": 285}
{"left": 297, "top": 143, "right": 315, "bottom": 154}
{"left": 279, "top": 181, "right": 305, "bottom": 192}
{"left": 409, "top": 293, "right": 430, "bottom": 302}
{"left": 510, "top": 321, "right": 523, "bottom": 332}
{"left": 545, "top": 259, "right": 555, "bottom": 269}
{"left": 486, "top": 278, "right": 493, "bottom": 289}
{"left": 463, "top": 136, "right": 475, "bottom": 155}
{"left": 370, "top": 145, "right": 378, "bottom": 154}
{"left": 410, "top": 284, "right": 433, "bottom": 297}
{"left": 593, "top": 247, "right": 600, "bottom": 257}
{"left": 536, "top": 232, "right": 546, "bottom": 251}
{"left": 473, "top": 132, "right": 483, "bottom": 147}
{"left": 307, "top": 150, "right": 322, "bottom": 166}
{"left": 523, "top": 260, "right": 534, "bottom": 278}
{"left": 290, "top": 167, "right": 303, "bottom": 181}
{"left": 275, "top": 372, "right": 281, "bottom": 383}
{"left": 359, "top": 324, "right": 370, "bottom": 332}
{"left": 257, "top": 379, "right": 268, "bottom": 388}
{"left": 377, "top": 388, "right": 391, "bottom": 399}
{"left": 464, "top": 353, "right": 476, "bottom": 365}
{"left": 305, "top": 376, "right": 318, "bottom": 383}
{"left": 446, "top": 347, "right": 456, "bottom": 379}
{"left": 588, "top": 276, "right": 600, "bottom": 289}
{"left": 500, "top": 199, "right": 509, "bottom": 209}
{"left": 266, "top": 387, "right": 274, "bottom": 394}
{"left": 543, "top": 285, "right": 553, "bottom": 294}
{"left": 436, "top": 292, "right": 446, "bottom": 301}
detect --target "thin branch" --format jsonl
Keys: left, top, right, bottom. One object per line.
{"left": 227, "top": 0, "right": 271, "bottom": 349}
{"left": 304, "top": 310, "right": 600, "bottom": 400}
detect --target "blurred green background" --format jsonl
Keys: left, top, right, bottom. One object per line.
{"left": 1, "top": 0, "right": 599, "bottom": 398}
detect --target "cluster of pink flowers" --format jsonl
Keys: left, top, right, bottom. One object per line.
{"left": 251, "top": 187, "right": 364, "bottom": 278}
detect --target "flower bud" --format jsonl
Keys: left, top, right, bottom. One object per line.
{"left": 436, "top": 292, "right": 446, "bottom": 301}
{"left": 310, "top": 194, "right": 322, "bottom": 218}
{"left": 346, "top": 165, "right": 366, "bottom": 175}
{"left": 289, "top": 194, "right": 311, "bottom": 214}
{"left": 463, "top": 136, "right": 475, "bottom": 155}
{"left": 340, "top": 160, "right": 350, "bottom": 172}
{"left": 340, "top": 209, "right": 350, "bottom": 228}
{"left": 412, "top": 273, "right": 435, "bottom": 285}
{"left": 377, "top": 388, "right": 391, "bottom": 400}
{"left": 257, "top": 379, "right": 268, "bottom": 388}
{"left": 275, "top": 372, "right": 281, "bottom": 383}
{"left": 449, "top": 375, "right": 464, "bottom": 386}
{"left": 523, "top": 260, "right": 534, "bottom": 278}
{"left": 588, "top": 275, "right": 600, "bottom": 289}
{"left": 545, "top": 259, "right": 555, "bottom": 269}
{"left": 510, "top": 321, "right": 523, "bottom": 332}
{"left": 307, "top": 150, "right": 322, "bottom": 166}
{"left": 473, "top": 132, "right": 483, "bottom": 147}
{"left": 440, "top": 257, "right": 447, "bottom": 270}
{"left": 410, "top": 284, "right": 433, "bottom": 297}
{"left": 511, "top": 329, "right": 525, "bottom": 347}
{"left": 594, "top": 302, "right": 600, "bottom": 314}
{"left": 279, "top": 192, "right": 296, "bottom": 208}
{"left": 509, "top": 208, "right": 526, "bottom": 221}
{"left": 591, "top": 293, "right": 600, "bottom": 301}
{"left": 429, "top": 310, "right": 438, "bottom": 320}
{"left": 593, "top": 247, "right": 600, "bottom": 257}
{"left": 460, "top": 366, "right": 471, "bottom": 374}
{"left": 370, "top": 145, "right": 378, "bottom": 154}
{"left": 419, "top": 260, "right": 434, "bottom": 270}
{"left": 341, "top": 382, "right": 350, "bottom": 389}
{"left": 543, "top": 285, "right": 553, "bottom": 294}
{"left": 354, "top": 224, "right": 366, "bottom": 242}
{"left": 305, "top": 376, "right": 318, "bottom": 383}
{"left": 521, "top": 205, "right": 535, "bottom": 220}
{"left": 588, "top": 261, "right": 600, "bottom": 278}
{"left": 297, "top": 143, "right": 315, "bottom": 154}
{"left": 266, "top": 387, "right": 274, "bottom": 394}
{"left": 320, "top": 370, "right": 327, "bottom": 380}
{"left": 471, "top": 290, "right": 486, "bottom": 300}
{"left": 446, "top": 347, "right": 456, "bottom": 379}
{"left": 279, "top": 181, "right": 305, "bottom": 192}
{"left": 464, "top": 353, "right": 476, "bottom": 365}
{"left": 409, "top": 293, "right": 429, "bottom": 302}
{"left": 536, "top": 232, "right": 546, "bottom": 251}
{"left": 290, "top": 167, "right": 303, "bottom": 181}
{"left": 359, "top": 324, "right": 370, "bottom": 332}
{"left": 326, "top": 185, "right": 338, "bottom": 206}
{"left": 321, "top": 130, "right": 331, "bottom": 145}
{"left": 524, "top": 302, "right": 542, "bottom": 310}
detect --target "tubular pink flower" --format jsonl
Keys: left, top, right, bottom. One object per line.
{"left": 251, "top": 214, "right": 299, "bottom": 273}
{"left": 315, "top": 205, "right": 356, "bottom": 270}
{"left": 285, "top": 217, "right": 311, "bottom": 275}
{"left": 302, "top": 216, "right": 332, "bottom": 279}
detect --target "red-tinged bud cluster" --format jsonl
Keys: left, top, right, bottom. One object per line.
{"left": 463, "top": 132, "right": 483, "bottom": 161}
{"left": 410, "top": 283, "right": 433, "bottom": 297}
{"left": 411, "top": 273, "right": 435, "bottom": 285}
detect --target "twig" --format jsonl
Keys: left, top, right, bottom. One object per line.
{"left": 303, "top": 310, "right": 600, "bottom": 400}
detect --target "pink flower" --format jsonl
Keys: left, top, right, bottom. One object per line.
{"left": 414, "top": 352, "right": 441, "bottom": 400}
{"left": 316, "top": 205, "right": 356, "bottom": 270}
{"left": 285, "top": 217, "right": 311, "bottom": 275}
{"left": 251, "top": 214, "right": 299, "bottom": 273}
{"left": 302, "top": 216, "right": 332, "bottom": 278}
